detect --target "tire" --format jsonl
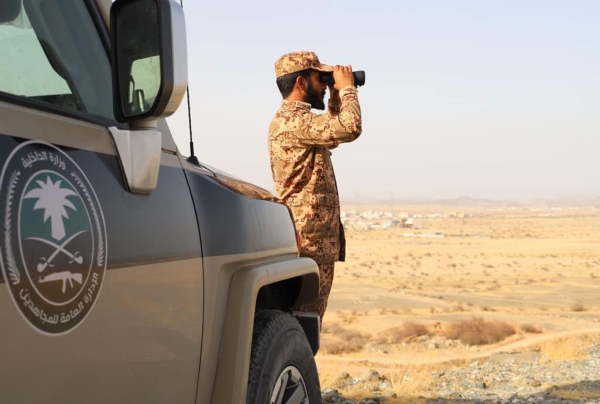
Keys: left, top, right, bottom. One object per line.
{"left": 246, "top": 310, "right": 322, "bottom": 404}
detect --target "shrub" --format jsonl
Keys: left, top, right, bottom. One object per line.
{"left": 321, "top": 323, "right": 370, "bottom": 354}
{"left": 570, "top": 301, "right": 585, "bottom": 312}
{"left": 388, "top": 322, "right": 429, "bottom": 343}
{"left": 446, "top": 317, "right": 515, "bottom": 346}
{"left": 520, "top": 323, "right": 543, "bottom": 333}
{"left": 541, "top": 335, "right": 600, "bottom": 361}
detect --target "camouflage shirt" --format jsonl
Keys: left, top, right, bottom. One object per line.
{"left": 268, "top": 85, "right": 362, "bottom": 264}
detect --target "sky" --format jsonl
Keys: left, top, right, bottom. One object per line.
{"left": 166, "top": 0, "right": 600, "bottom": 202}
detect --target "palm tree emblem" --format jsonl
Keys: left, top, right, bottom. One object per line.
{"left": 23, "top": 175, "right": 85, "bottom": 292}
{"left": 24, "top": 175, "right": 77, "bottom": 241}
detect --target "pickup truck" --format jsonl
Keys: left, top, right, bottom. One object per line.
{"left": 0, "top": 0, "right": 322, "bottom": 403}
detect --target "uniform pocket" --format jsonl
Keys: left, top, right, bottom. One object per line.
{"left": 306, "top": 206, "right": 338, "bottom": 240}
{"left": 315, "top": 193, "right": 338, "bottom": 207}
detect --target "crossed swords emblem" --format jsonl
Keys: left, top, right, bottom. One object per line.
{"left": 24, "top": 231, "right": 88, "bottom": 294}
{"left": 27, "top": 230, "right": 87, "bottom": 273}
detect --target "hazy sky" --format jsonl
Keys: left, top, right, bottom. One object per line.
{"left": 166, "top": 1, "right": 600, "bottom": 201}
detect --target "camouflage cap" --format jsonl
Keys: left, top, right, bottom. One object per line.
{"left": 274, "top": 51, "right": 334, "bottom": 79}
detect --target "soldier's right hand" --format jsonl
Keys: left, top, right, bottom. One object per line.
{"left": 333, "top": 65, "right": 354, "bottom": 90}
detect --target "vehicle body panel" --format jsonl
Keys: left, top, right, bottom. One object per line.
{"left": 0, "top": 98, "right": 204, "bottom": 403}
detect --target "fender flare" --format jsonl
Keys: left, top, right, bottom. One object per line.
{"left": 211, "top": 256, "right": 319, "bottom": 403}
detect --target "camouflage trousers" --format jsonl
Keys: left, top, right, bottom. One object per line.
{"left": 294, "top": 262, "right": 335, "bottom": 322}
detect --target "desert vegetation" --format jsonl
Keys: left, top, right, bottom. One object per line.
{"left": 316, "top": 202, "right": 600, "bottom": 400}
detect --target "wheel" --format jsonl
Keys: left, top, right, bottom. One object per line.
{"left": 247, "top": 310, "right": 322, "bottom": 404}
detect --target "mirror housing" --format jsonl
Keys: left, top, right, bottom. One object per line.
{"left": 110, "top": 0, "right": 187, "bottom": 123}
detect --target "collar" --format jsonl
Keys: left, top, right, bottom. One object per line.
{"left": 281, "top": 99, "right": 311, "bottom": 111}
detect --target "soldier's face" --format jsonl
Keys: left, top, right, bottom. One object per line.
{"left": 303, "top": 71, "right": 326, "bottom": 110}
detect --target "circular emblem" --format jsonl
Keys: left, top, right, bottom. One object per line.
{"left": 0, "top": 141, "right": 107, "bottom": 335}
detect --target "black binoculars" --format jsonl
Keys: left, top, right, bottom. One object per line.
{"left": 319, "top": 71, "right": 366, "bottom": 87}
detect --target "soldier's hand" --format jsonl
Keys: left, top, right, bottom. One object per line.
{"left": 333, "top": 65, "right": 354, "bottom": 90}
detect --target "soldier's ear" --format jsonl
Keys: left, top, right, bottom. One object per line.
{"left": 295, "top": 76, "right": 307, "bottom": 92}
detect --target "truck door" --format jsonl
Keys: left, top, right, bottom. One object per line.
{"left": 0, "top": 1, "right": 203, "bottom": 403}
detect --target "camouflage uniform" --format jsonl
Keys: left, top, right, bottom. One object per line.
{"left": 268, "top": 51, "right": 362, "bottom": 320}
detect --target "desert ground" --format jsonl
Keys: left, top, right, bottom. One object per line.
{"left": 316, "top": 201, "right": 600, "bottom": 402}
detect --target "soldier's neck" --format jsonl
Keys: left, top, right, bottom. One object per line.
{"left": 285, "top": 92, "right": 305, "bottom": 103}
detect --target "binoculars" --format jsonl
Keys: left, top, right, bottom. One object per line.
{"left": 319, "top": 71, "right": 366, "bottom": 87}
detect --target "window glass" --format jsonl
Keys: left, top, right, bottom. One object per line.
{"left": 0, "top": 0, "right": 113, "bottom": 120}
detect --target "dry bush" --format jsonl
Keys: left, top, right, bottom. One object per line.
{"left": 322, "top": 322, "right": 343, "bottom": 334}
{"left": 520, "top": 323, "right": 543, "bottom": 333}
{"left": 570, "top": 300, "right": 585, "bottom": 312}
{"left": 321, "top": 323, "right": 370, "bottom": 354}
{"left": 385, "top": 364, "right": 435, "bottom": 401}
{"left": 550, "top": 390, "right": 600, "bottom": 401}
{"left": 443, "top": 302, "right": 465, "bottom": 314}
{"left": 541, "top": 334, "right": 600, "bottom": 361}
{"left": 445, "top": 317, "right": 515, "bottom": 346}
{"left": 373, "top": 334, "right": 389, "bottom": 344}
{"left": 326, "top": 365, "right": 433, "bottom": 403}
{"left": 342, "top": 316, "right": 357, "bottom": 324}
{"left": 388, "top": 322, "right": 430, "bottom": 343}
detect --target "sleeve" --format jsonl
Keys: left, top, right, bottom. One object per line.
{"left": 296, "top": 86, "right": 362, "bottom": 148}
{"left": 328, "top": 98, "right": 341, "bottom": 116}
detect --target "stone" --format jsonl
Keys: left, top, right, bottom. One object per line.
{"left": 336, "top": 372, "right": 351, "bottom": 380}
{"left": 322, "top": 388, "right": 340, "bottom": 403}
{"left": 380, "top": 380, "right": 393, "bottom": 389}
{"left": 366, "top": 370, "right": 381, "bottom": 382}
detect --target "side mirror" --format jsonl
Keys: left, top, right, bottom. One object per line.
{"left": 110, "top": 0, "right": 187, "bottom": 123}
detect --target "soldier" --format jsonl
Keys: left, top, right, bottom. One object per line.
{"left": 268, "top": 51, "right": 362, "bottom": 322}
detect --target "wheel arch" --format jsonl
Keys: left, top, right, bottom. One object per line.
{"left": 211, "top": 256, "right": 319, "bottom": 403}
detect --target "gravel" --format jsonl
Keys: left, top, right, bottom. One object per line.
{"left": 321, "top": 344, "right": 600, "bottom": 403}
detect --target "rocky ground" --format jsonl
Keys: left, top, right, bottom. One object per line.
{"left": 321, "top": 343, "right": 600, "bottom": 404}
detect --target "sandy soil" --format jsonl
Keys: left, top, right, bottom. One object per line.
{"left": 316, "top": 202, "right": 600, "bottom": 383}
